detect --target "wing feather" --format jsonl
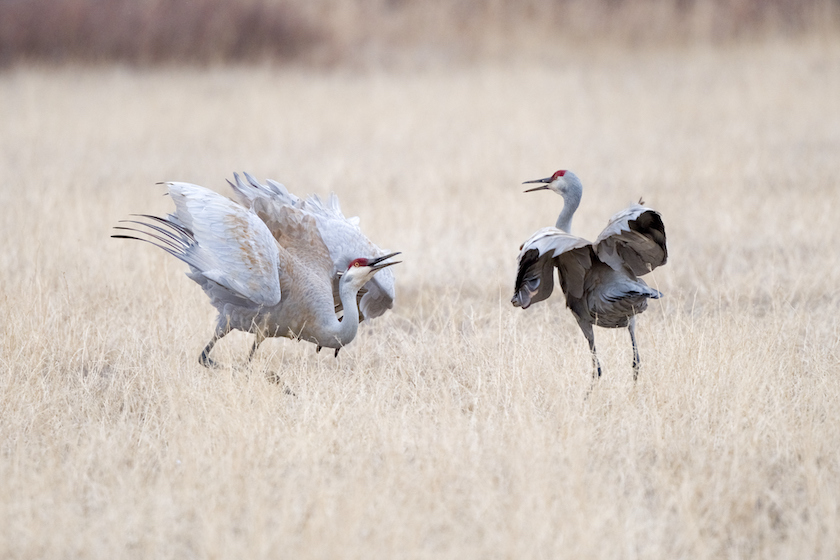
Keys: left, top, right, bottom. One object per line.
{"left": 302, "top": 193, "right": 395, "bottom": 318}
{"left": 512, "top": 227, "right": 592, "bottom": 309}
{"left": 228, "top": 173, "right": 396, "bottom": 319}
{"left": 166, "top": 182, "right": 282, "bottom": 307}
{"left": 267, "top": 204, "right": 335, "bottom": 281}
{"left": 594, "top": 205, "right": 667, "bottom": 276}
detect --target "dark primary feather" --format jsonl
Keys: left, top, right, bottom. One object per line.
{"left": 111, "top": 214, "right": 195, "bottom": 261}
{"left": 595, "top": 209, "right": 667, "bottom": 276}
{"left": 512, "top": 248, "right": 554, "bottom": 309}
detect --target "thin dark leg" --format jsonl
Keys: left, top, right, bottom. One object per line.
{"left": 199, "top": 323, "right": 232, "bottom": 368}
{"left": 577, "top": 320, "right": 602, "bottom": 379}
{"left": 577, "top": 320, "right": 601, "bottom": 400}
{"left": 248, "top": 332, "right": 265, "bottom": 362}
{"left": 628, "top": 316, "right": 640, "bottom": 382}
{"left": 199, "top": 334, "right": 221, "bottom": 368}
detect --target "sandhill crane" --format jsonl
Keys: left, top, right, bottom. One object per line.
{"left": 113, "top": 172, "right": 400, "bottom": 367}
{"left": 511, "top": 170, "right": 667, "bottom": 380}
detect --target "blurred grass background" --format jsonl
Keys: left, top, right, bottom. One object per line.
{"left": 1, "top": 0, "right": 838, "bottom": 66}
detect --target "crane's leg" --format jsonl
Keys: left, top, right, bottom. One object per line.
{"left": 248, "top": 331, "right": 266, "bottom": 363}
{"left": 199, "top": 334, "right": 221, "bottom": 368}
{"left": 577, "top": 320, "right": 602, "bottom": 379}
{"left": 199, "top": 323, "right": 231, "bottom": 368}
{"left": 316, "top": 345, "right": 340, "bottom": 357}
{"left": 628, "top": 316, "right": 640, "bottom": 382}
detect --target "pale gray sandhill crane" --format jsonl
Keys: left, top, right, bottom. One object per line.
{"left": 113, "top": 172, "right": 400, "bottom": 367}
{"left": 511, "top": 170, "right": 667, "bottom": 380}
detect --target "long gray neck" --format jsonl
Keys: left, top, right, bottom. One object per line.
{"left": 333, "top": 278, "right": 362, "bottom": 346}
{"left": 555, "top": 195, "right": 580, "bottom": 233}
{"left": 555, "top": 173, "right": 582, "bottom": 233}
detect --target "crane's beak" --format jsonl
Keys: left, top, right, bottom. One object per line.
{"left": 369, "top": 251, "right": 401, "bottom": 271}
{"left": 523, "top": 177, "right": 552, "bottom": 192}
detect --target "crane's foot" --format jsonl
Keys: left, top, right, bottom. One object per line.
{"left": 199, "top": 351, "right": 219, "bottom": 369}
{"left": 334, "top": 348, "right": 340, "bottom": 358}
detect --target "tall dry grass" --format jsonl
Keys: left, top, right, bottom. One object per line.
{"left": 2, "top": 38, "right": 840, "bottom": 557}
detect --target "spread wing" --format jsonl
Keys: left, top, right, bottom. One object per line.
{"left": 229, "top": 172, "right": 396, "bottom": 320}
{"left": 113, "top": 182, "right": 282, "bottom": 307}
{"left": 301, "top": 192, "right": 396, "bottom": 319}
{"left": 594, "top": 204, "right": 667, "bottom": 276}
{"left": 228, "top": 171, "right": 303, "bottom": 215}
{"left": 265, "top": 204, "right": 335, "bottom": 283}
{"left": 512, "top": 227, "right": 592, "bottom": 309}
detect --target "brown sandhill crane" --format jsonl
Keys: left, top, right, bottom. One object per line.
{"left": 113, "top": 173, "right": 400, "bottom": 367}
{"left": 511, "top": 170, "right": 667, "bottom": 380}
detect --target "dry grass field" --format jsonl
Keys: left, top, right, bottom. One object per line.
{"left": 2, "top": 38, "right": 840, "bottom": 558}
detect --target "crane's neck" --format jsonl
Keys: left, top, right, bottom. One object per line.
{"left": 555, "top": 194, "right": 580, "bottom": 233}
{"left": 331, "top": 277, "right": 363, "bottom": 346}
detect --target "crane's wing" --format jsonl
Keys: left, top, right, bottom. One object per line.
{"left": 228, "top": 171, "right": 302, "bottom": 214}
{"left": 512, "top": 227, "right": 592, "bottom": 309}
{"left": 300, "top": 192, "right": 395, "bottom": 319}
{"left": 229, "top": 173, "right": 396, "bottom": 320}
{"left": 594, "top": 204, "right": 667, "bottom": 277}
{"left": 264, "top": 203, "right": 335, "bottom": 282}
{"left": 113, "top": 182, "right": 282, "bottom": 308}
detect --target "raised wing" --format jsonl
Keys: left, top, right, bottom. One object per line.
{"left": 229, "top": 173, "right": 396, "bottom": 319}
{"left": 512, "top": 227, "right": 592, "bottom": 309}
{"left": 113, "top": 182, "right": 282, "bottom": 307}
{"left": 594, "top": 204, "right": 667, "bottom": 277}
{"left": 301, "top": 192, "right": 396, "bottom": 319}
{"left": 228, "top": 172, "right": 303, "bottom": 212}
{"left": 265, "top": 203, "right": 335, "bottom": 283}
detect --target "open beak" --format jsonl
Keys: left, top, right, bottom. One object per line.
{"left": 522, "top": 177, "right": 552, "bottom": 192}
{"left": 369, "top": 251, "right": 401, "bottom": 271}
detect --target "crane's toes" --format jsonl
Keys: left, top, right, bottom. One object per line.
{"left": 264, "top": 373, "right": 297, "bottom": 397}
{"left": 199, "top": 354, "right": 220, "bottom": 369}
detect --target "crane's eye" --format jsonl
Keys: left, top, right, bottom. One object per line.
{"left": 353, "top": 261, "right": 360, "bottom": 267}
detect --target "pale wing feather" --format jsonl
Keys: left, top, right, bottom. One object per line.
{"left": 225, "top": 173, "right": 396, "bottom": 318}
{"left": 229, "top": 171, "right": 301, "bottom": 210}
{"left": 227, "top": 172, "right": 334, "bottom": 287}
{"left": 594, "top": 204, "right": 668, "bottom": 276}
{"left": 227, "top": 172, "right": 304, "bottom": 241}
{"left": 266, "top": 204, "right": 335, "bottom": 282}
{"left": 167, "top": 182, "right": 282, "bottom": 307}
{"left": 512, "top": 227, "right": 592, "bottom": 309}
{"left": 302, "top": 193, "right": 395, "bottom": 318}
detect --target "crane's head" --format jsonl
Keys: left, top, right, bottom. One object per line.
{"left": 340, "top": 252, "right": 401, "bottom": 288}
{"left": 523, "top": 169, "right": 579, "bottom": 193}
{"left": 523, "top": 170, "right": 583, "bottom": 212}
